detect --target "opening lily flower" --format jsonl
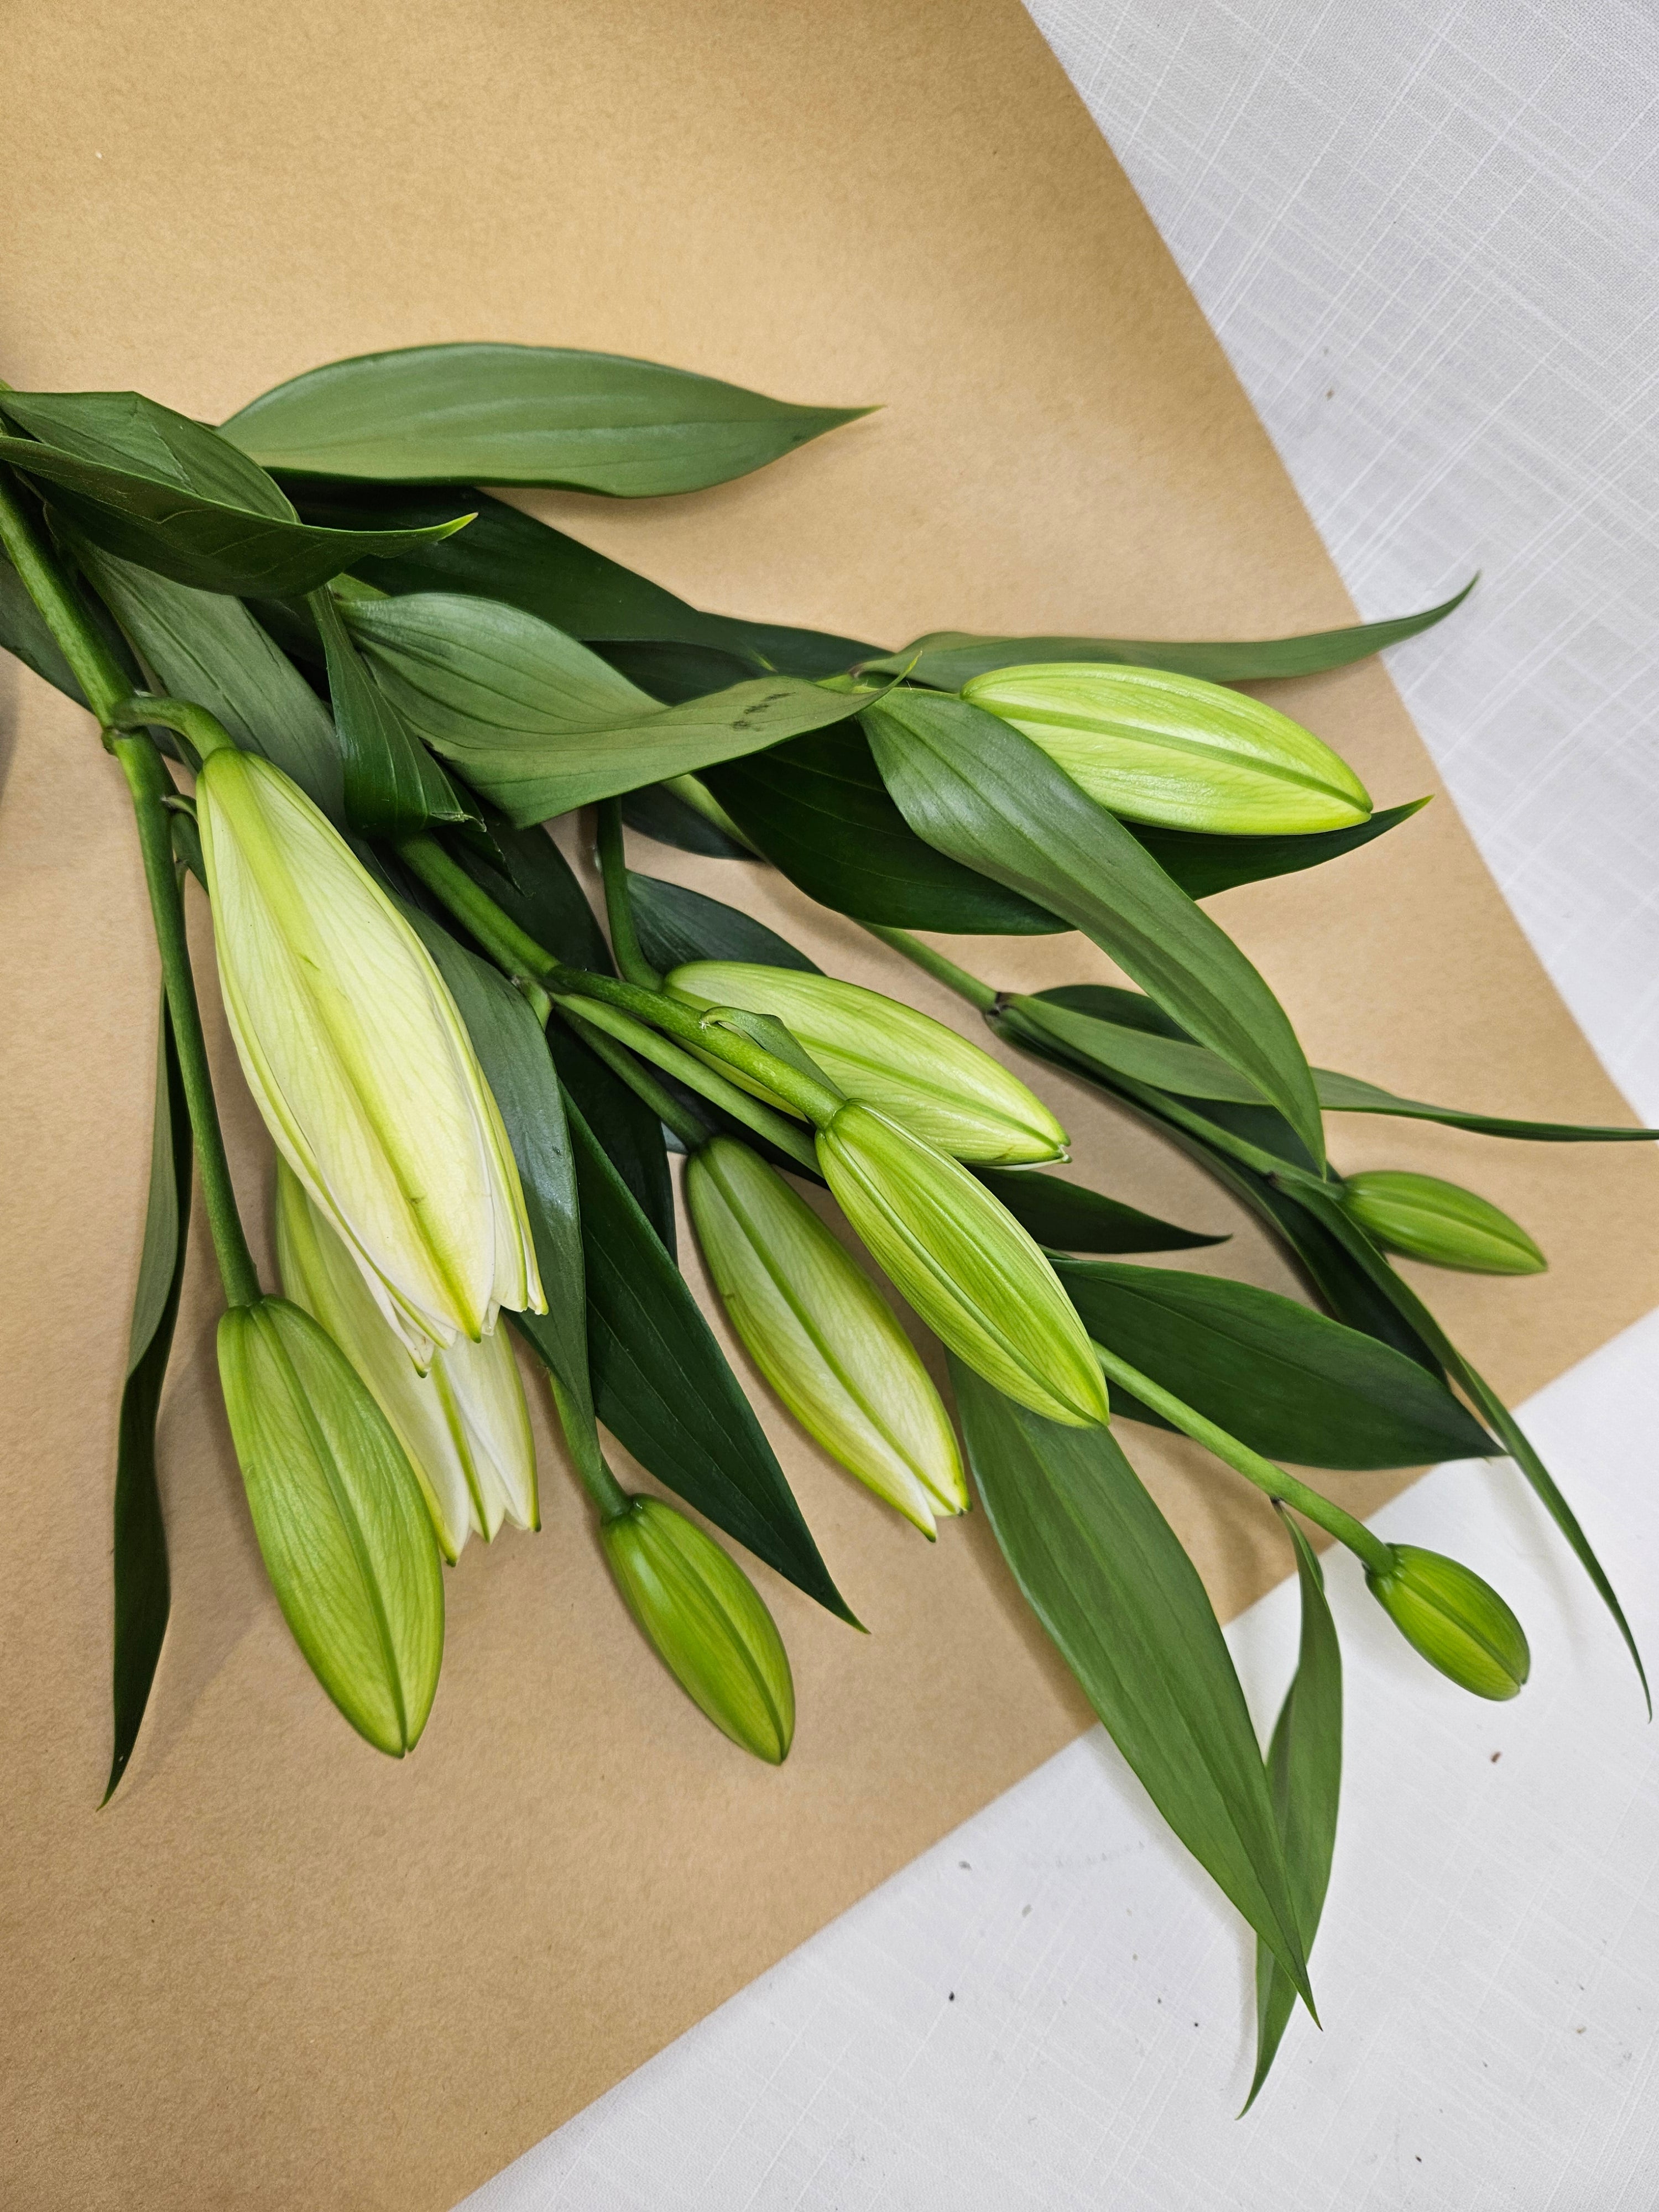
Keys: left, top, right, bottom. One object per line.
{"left": 196, "top": 748, "right": 544, "bottom": 1361}
{"left": 275, "top": 1161, "right": 538, "bottom": 1559}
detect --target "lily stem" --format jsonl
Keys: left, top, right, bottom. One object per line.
{"left": 0, "top": 467, "right": 260, "bottom": 1308}
{"left": 541, "top": 1367, "right": 630, "bottom": 1521}
{"left": 397, "top": 830, "right": 844, "bottom": 1124}
{"left": 858, "top": 922, "right": 1000, "bottom": 1014}
{"left": 595, "top": 799, "right": 660, "bottom": 988}
{"left": 1091, "top": 1339, "right": 1394, "bottom": 1574}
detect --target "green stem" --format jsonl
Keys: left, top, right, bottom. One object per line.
{"left": 554, "top": 995, "right": 820, "bottom": 1170}
{"left": 595, "top": 799, "right": 660, "bottom": 988}
{"left": 1091, "top": 1339, "right": 1393, "bottom": 1573}
{"left": 107, "top": 694, "right": 238, "bottom": 764}
{"left": 399, "top": 831, "right": 844, "bottom": 1124}
{"left": 542, "top": 1367, "right": 630, "bottom": 1520}
{"left": 858, "top": 922, "right": 1000, "bottom": 1014}
{"left": 114, "top": 737, "right": 262, "bottom": 1308}
{"left": 0, "top": 466, "right": 132, "bottom": 721}
{"left": 555, "top": 1003, "right": 711, "bottom": 1154}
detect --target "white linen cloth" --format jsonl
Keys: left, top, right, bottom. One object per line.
{"left": 460, "top": 6, "right": 1659, "bottom": 2201}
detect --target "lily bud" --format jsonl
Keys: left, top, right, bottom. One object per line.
{"left": 602, "top": 1498, "right": 794, "bottom": 1762}
{"left": 196, "top": 747, "right": 544, "bottom": 1363}
{"left": 666, "top": 962, "right": 1068, "bottom": 1164}
{"left": 1365, "top": 1544, "right": 1530, "bottom": 1700}
{"left": 217, "top": 1295, "right": 445, "bottom": 1754}
{"left": 1341, "top": 1170, "right": 1546, "bottom": 1275}
{"left": 687, "top": 1137, "right": 966, "bottom": 1534}
{"left": 275, "top": 1160, "right": 537, "bottom": 1559}
{"left": 816, "top": 1103, "right": 1110, "bottom": 1428}
{"left": 959, "top": 662, "right": 1372, "bottom": 835}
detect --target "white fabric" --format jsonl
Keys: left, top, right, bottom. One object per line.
{"left": 459, "top": 7, "right": 1659, "bottom": 2203}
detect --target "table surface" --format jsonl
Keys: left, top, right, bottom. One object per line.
{"left": 459, "top": 4, "right": 1659, "bottom": 2203}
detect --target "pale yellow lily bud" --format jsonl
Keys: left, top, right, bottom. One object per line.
{"left": 217, "top": 1295, "right": 445, "bottom": 1755}
{"left": 196, "top": 748, "right": 544, "bottom": 1362}
{"left": 687, "top": 1137, "right": 966, "bottom": 1534}
{"left": 275, "top": 1160, "right": 538, "bottom": 1560}
{"left": 816, "top": 1103, "right": 1110, "bottom": 1428}
{"left": 961, "top": 662, "right": 1372, "bottom": 835}
{"left": 666, "top": 962, "right": 1068, "bottom": 1164}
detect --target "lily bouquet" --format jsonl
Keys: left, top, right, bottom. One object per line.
{"left": 2, "top": 343, "right": 1648, "bottom": 2101}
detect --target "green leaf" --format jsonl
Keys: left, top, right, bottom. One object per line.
{"left": 1311, "top": 1067, "right": 1659, "bottom": 1144}
{"left": 1245, "top": 1516, "right": 1342, "bottom": 2110}
{"left": 1004, "top": 992, "right": 1267, "bottom": 1102}
{"left": 1288, "top": 1180, "right": 1649, "bottom": 1707}
{"left": 1052, "top": 1258, "right": 1496, "bottom": 1468}
{"left": 104, "top": 996, "right": 193, "bottom": 1803}
{"left": 627, "top": 871, "right": 822, "bottom": 977}
{"left": 345, "top": 589, "right": 860, "bottom": 824}
{"left": 280, "top": 481, "right": 879, "bottom": 675}
{"left": 406, "top": 911, "right": 590, "bottom": 1411}
{"left": 954, "top": 1360, "right": 1312, "bottom": 2005}
{"left": 703, "top": 723, "right": 1068, "bottom": 934}
{"left": 309, "top": 587, "right": 466, "bottom": 836}
{"left": 622, "top": 778, "right": 756, "bottom": 859}
{"left": 67, "top": 530, "right": 345, "bottom": 817}
{"left": 223, "top": 343, "right": 873, "bottom": 494}
{"left": 861, "top": 580, "right": 1475, "bottom": 687}
{"left": 0, "top": 389, "right": 468, "bottom": 596}
{"left": 973, "top": 1167, "right": 1225, "bottom": 1253}
{"left": 1130, "top": 799, "right": 1430, "bottom": 901}
{"left": 992, "top": 995, "right": 1450, "bottom": 1373}
{"left": 566, "top": 1096, "right": 853, "bottom": 1621}
{"left": 863, "top": 690, "right": 1324, "bottom": 1162}
{"left": 438, "top": 818, "right": 677, "bottom": 1249}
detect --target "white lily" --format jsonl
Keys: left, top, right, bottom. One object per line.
{"left": 196, "top": 747, "right": 542, "bottom": 1361}
{"left": 275, "top": 1160, "right": 538, "bottom": 1558}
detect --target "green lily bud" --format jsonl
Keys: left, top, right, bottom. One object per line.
{"left": 1340, "top": 1170, "right": 1546, "bottom": 1275}
{"left": 601, "top": 1498, "right": 795, "bottom": 1762}
{"left": 959, "top": 662, "right": 1372, "bottom": 834}
{"left": 666, "top": 962, "right": 1068, "bottom": 1164}
{"left": 197, "top": 747, "right": 544, "bottom": 1363}
{"left": 816, "top": 1103, "right": 1110, "bottom": 1428}
{"left": 1365, "top": 1544, "right": 1530, "bottom": 1700}
{"left": 686, "top": 1137, "right": 966, "bottom": 1534}
{"left": 217, "top": 1295, "right": 445, "bottom": 1755}
{"left": 275, "top": 1160, "right": 537, "bottom": 1560}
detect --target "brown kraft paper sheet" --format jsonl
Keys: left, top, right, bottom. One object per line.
{"left": 3, "top": 2, "right": 1656, "bottom": 2205}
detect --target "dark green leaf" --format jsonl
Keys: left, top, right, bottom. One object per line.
{"left": 862, "top": 580, "right": 1475, "bottom": 687}
{"left": 68, "top": 530, "right": 344, "bottom": 817}
{"left": 703, "top": 722, "right": 1068, "bottom": 934}
{"left": 622, "top": 778, "right": 757, "bottom": 858}
{"left": 1245, "top": 1516, "right": 1342, "bottom": 2110}
{"left": 106, "top": 997, "right": 192, "bottom": 1802}
{"left": 280, "top": 481, "right": 878, "bottom": 675}
{"left": 223, "top": 343, "right": 873, "bottom": 494}
{"left": 973, "top": 1167, "right": 1225, "bottom": 1253}
{"left": 628, "top": 871, "right": 821, "bottom": 975}
{"left": 0, "top": 389, "right": 468, "bottom": 596}
{"left": 1131, "top": 799, "right": 1430, "bottom": 901}
{"left": 437, "top": 818, "right": 679, "bottom": 1253}
{"left": 405, "top": 911, "right": 589, "bottom": 1408}
{"left": 864, "top": 690, "right": 1324, "bottom": 1162}
{"left": 346, "top": 590, "right": 859, "bottom": 823}
{"left": 566, "top": 1097, "right": 853, "bottom": 1620}
{"left": 1052, "top": 1258, "right": 1496, "bottom": 1468}
{"left": 1312, "top": 1067, "right": 1659, "bottom": 1144}
{"left": 1006, "top": 992, "right": 1267, "bottom": 1102}
{"left": 954, "top": 1360, "right": 1311, "bottom": 2005}
{"left": 1288, "top": 1179, "right": 1648, "bottom": 1706}
{"left": 310, "top": 588, "right": 466, "bottom": 836}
